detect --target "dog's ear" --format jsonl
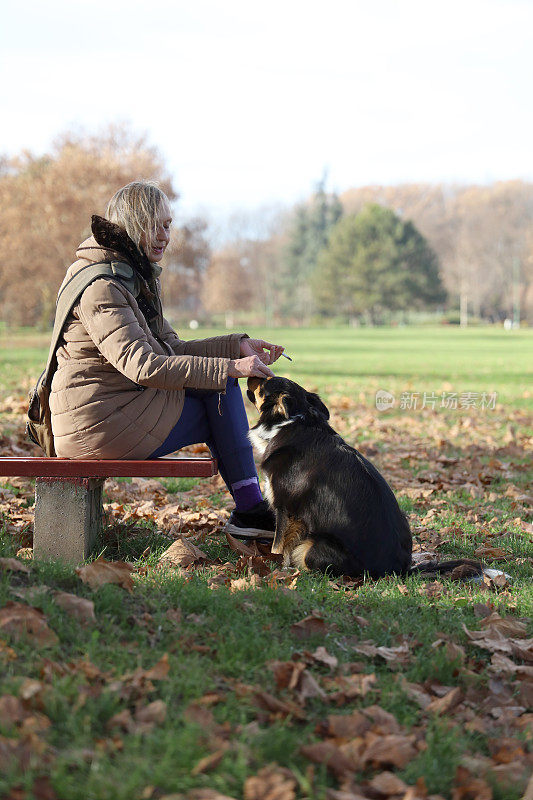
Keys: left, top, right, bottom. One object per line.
{"left": 246, "top": 377, "right": 264, "bottom": 407}
{"left": 274, "top": 393, "right": 290, "bottom": 419}
{"left": 305, "top": 391, "right": 330, "bottom": 420}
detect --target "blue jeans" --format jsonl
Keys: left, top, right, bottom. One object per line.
{"left": 149, "top": 379, "right": 258, "bottom": 495}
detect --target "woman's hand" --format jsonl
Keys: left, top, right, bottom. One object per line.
{"left": 240, "top": 338, "right": 285, "bottom": 364}
{"left": 228, "top": 356, "right": 275, "bottom": 379}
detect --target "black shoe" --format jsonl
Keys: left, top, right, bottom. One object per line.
{"left": 224, "top": 500, "right": 275, "bottom": 540}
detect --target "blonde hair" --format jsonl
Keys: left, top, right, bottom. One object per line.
{"left": 106, "top": 180, "right": 170, "bottom": 253}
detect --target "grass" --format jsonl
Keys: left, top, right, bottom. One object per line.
{"left": 0, "top": 325, "right": 531, "bottom": 799}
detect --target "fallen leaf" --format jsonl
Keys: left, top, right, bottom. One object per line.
{"left": 0, "top": 558, "right": 30, "bottom": 574}
{"left": 76, "top": 558, "right": 135, "bottom": 593}
{"left": 431, "top": 638, "right": 466, "bottom": 663}
{"left": 0, "top": 695, "right": 31, "bottom": 728}
{"left": 142, "top": 653, "right": 170, "bottom": 681}
{"left": 53, "top": 592, "right": 96, "bottom": 624}
{"left": 309, "top": 646, "right": 339, "bottom": 670}
{"left": 0, "top": 603, "right": 58, "bottom": 646}
{"left": 319, "top": 710, "right": 371, "bottom": 741}
{"left": 291, "top": 614, "right": 328, "bottom": 639}
{"left": 426, "top": 687, "right": 463, "bottom": 714}
{"left": 325, "top": 672, "right": 378, "bottom": 702}
{"left": 362, "top": 734, "right": 418, "bottom": 768}
{"left": 252, "top": 690, "right": 306, "bottom": 721}
{"left": 400, "top": 678, "right": 432, "bottom": 709}
{"left": 158, "top": 537, "right": 207, "bottom": 568}
{"left": 479, "top": 612, "right": 528, "bottom": 638}
{"left": 352, "top": 640, "right": 410, "bottom": 666}
{"left": 300, "top": 741, "right": 355, "bottom": 777}
{"left": 368, "top": 771, "right": 409, "bottom": 795}
{"left": 229, "top": 574, "right": 262, "bottom": 591}
{"left": 243, "top": 763, "right": 297, "bottom": 800}
{"left": 452, "top": 765, "right": 493, "bottom": 800}
{"left": 225, "top": 532, "right": 258, "bottom": 556}
{"left": 191, "top": 748, "right": 227, "bottom": 776}
{"left": 134, "top": 699, "right": 167, "bottom": 732}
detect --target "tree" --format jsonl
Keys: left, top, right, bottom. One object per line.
{"left": 202, "top": 245, "right": 254, "bottom": 327}
{"left": 278, "top": 176, "right": 343, "bottom": 321}
{"left": 311, "top": 204, "right": 446, "bottom": 322}
{"left": 0, "top": 124, "right": 177, "bottom": 326}
{"left": 162, "top": 217, "right": 210, "bottom": 317}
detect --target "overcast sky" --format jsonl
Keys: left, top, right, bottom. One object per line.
{"left": 2, "top": 0, "right": 532, "bottom": 218}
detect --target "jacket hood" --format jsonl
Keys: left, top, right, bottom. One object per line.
{"left": 76, "top": 216, "right": 153, "bottom": 281}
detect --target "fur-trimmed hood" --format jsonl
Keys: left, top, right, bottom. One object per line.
{"left": 75, "top": 216, "right": 154, "bottom": 281}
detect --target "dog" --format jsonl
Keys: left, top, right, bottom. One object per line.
{"left": 247, "top": 376, "right": 485, "bottom": 581}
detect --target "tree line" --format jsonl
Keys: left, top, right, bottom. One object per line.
{"left": 0, "top": 127, "right": 531, "bottom": 327}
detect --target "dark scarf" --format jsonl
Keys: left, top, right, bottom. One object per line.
{"left": 90, "top": 215, "right": 158, "bottom": 323}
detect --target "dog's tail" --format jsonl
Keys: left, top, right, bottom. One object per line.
{"left": 407, "top": 558, "right": 483, "bottom": 579}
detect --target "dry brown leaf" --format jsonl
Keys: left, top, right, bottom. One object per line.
{"left": 0, "top": 695, "right": 31, "bottom": 727}
{"left": 474, "top": 544, "right": 511, "bottom": 561}
{"left": 243, "top": 763, "right": 298, "bottom": 800}
{"left": 325, "top": 672, "right": 378, "bottom": 702}
{"left": 291, "top": 614, "right": 328, "bottom": 639}
{"left": 297, "top": 671, "right": 327, "bottom": 703}
{"left": 320, "top": 711, "right": 371, "bottom": 741}
{"left": 363, "top": 705, "right": 401, "bottom": 735}
{"left": 300, "top": 741, "right": 355, "bottom": 777}
{"left": 400, "top": 678, "right": 433, "bottom": 709}
{"left": 0, "top": 602, "right": 58, "bottom": 647}
{"left": 76, "top": 558, "right": 135, "bottom": 593}
{"left": 191, "top": 748, "right": 227, "bottom": 776}
{"left": 142, "top": 653, "right": 170, "bottom": 681}
{"left": 490, "top": 652, "right": 533, "bottom": 678}
{"left": 522, "top": 773, "right": 533, "bottom": 800}
{"left": 426, "top": 687, "right": 463, "bottom": 714}
{"left": 134, "top": 699, "right": 167, "bottom": 731}
{"left": 309, "top": 646, "right": 339, "bottom": 670}
{"left": 187, "top": 790, "right": 238, "bottom": 800}
{"left": 229, "top": 574, "right": 262, "bottom": 592}
{"left": 165, "top": 608, "right": 182, "bottom": 625}
{"left": 225, "top": 532, "right": 259, "bottom": 556}
{"left": 431, "top": 638, "right": 466, "bottom": 663}
{"left": 479, "top": 612, "right": 528, "bottom": 638}
{"left": 53, "top": 592, "right": 96, "bottom": 624}
{"left": 269, "top": 660, "right": 307, "bottom": 691}
{"left": 488, "top": 737, "right": 526, "bottom": 764}
{"left": 452, "top": 766, "right": 493, "bottom": 800}
{"left": 252, "top": 690, "right": 306, "bottom": 721}
{"left": 352, "top": 640, "right": 410, "bottom": 665}
{"left": 368, "top": 771, "right": 409, "bottom": 795}
{"left": 158, "top": 536, "right": 208, "bottom": 568}
{"left": 0, "top": 557, "right": 30, "bottom": 574}
{"left": 362, "top": 733, "right": 418, "bottom": 769}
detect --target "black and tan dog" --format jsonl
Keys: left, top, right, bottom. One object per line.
{"left": 247, "top": 376, "right": 484, "bottom": 580}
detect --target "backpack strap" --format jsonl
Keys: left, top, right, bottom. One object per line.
{"left": 42, "top": 260, "right": 138, "bottom": 388}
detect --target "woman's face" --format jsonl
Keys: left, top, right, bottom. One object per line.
{"left": 140, "top": 201, "right": 172, "bottom": 262}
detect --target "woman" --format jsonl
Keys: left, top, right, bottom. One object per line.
{"left": 50, "top": 180, "right": 284, "bottom": 538}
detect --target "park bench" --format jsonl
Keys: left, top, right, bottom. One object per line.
{"left": 0, "top": 456, "right": 218, "bottom": 564}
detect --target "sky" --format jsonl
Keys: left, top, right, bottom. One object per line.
{"left": 1, "top": 0, "right": 533, "bottom": 220}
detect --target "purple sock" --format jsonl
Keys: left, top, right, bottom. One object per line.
{"left": 232, "top": 477, "right": 262, "bottom": 511}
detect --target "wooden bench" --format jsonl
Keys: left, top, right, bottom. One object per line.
{"left": 0, "top": 457, "right": 217, "bottom": 564}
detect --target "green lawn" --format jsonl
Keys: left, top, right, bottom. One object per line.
{"left": 0, "top": 325, "right": 531, "bottom": 800}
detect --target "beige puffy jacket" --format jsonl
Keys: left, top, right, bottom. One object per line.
{"left": 50, "top": 228, "right": 244, "bottom": 459}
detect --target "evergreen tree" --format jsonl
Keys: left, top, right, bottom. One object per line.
{"left": 278, "top": 176, "right": 343, "bottom": 320}
{"left": 312, "top": 204, "right": 446, "bottom": 321}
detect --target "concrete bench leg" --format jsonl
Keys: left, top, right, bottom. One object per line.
{"left": 34, "top": 477, "right": 104, "bottom": 564}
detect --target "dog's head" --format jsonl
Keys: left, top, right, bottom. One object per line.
{"left": 247, "top": 376, "right": 330, "bottom": 424}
